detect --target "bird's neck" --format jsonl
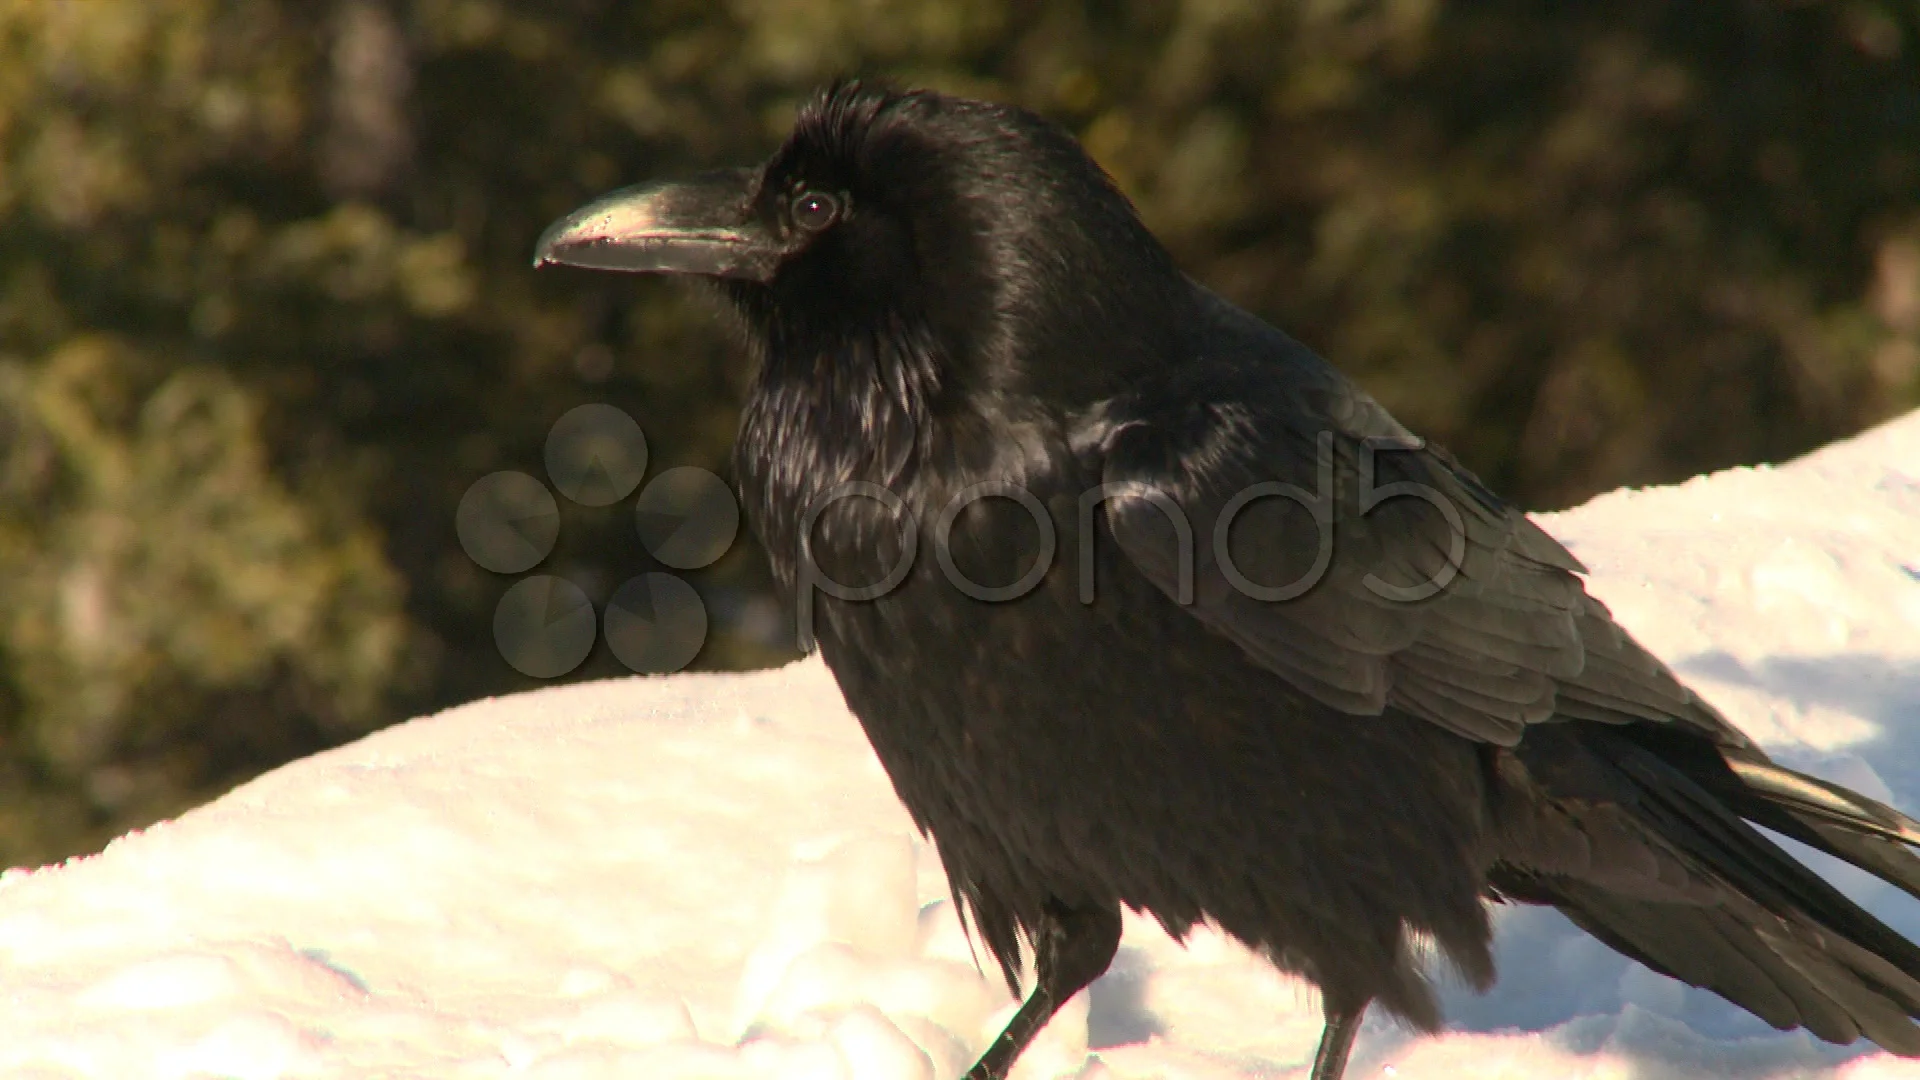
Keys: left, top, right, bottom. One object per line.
{"left": 733, "top": 315, "right": 949, "bottom": 589}
{"left": 731, "top": 274, "right": 1199, "bottom": 591}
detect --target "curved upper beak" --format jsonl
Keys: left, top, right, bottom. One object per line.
{"left": 532, "top": 168, "right": 780, "bottom": 282}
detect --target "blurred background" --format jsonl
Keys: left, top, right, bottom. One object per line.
{"left": 1, "top": 0, "right": 1916, "bottom": 868}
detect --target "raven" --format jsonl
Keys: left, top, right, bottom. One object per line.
{"left": 537, "top": 81, "right": 1920, "bottom": 1080}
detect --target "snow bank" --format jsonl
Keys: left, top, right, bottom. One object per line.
{"left": 2, "top": 410, "right": 1917, "bottom": 1079}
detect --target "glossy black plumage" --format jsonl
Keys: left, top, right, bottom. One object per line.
{"left": 536, "top": 81, "right": 1920, "bottom": 1079}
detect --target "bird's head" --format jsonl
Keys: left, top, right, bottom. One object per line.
{"left": 534, "top": 81, "right": 1191, "bottom": 402}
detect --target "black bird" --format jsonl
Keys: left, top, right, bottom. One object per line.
{"left": 536, "top": 81, "right": 1920, "bottom": 1080}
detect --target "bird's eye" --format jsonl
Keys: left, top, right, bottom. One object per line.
{"left": 791, "top": 191, "right": 841, "bottom": 232}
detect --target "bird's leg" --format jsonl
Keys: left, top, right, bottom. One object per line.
{"left": 963, "top": 901, "right": 1122, "bottom": 1080}
{"left": 1310, "top": 996, "right": 1369, "bottom": 1080}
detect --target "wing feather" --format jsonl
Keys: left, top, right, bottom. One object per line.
{"left": 1094, "top": 293, "right": 1753, "bottom": 749}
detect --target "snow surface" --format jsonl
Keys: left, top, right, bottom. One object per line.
{"left": 3, "top": 410, "right": 1918, "bottom": 1080}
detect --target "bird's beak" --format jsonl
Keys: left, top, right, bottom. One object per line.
{"left": 532, "top": 168, "right": 780, "bottom": 282}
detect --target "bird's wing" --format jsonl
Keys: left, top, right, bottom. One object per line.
{"left": 1094, "top": 291, "right": 1748, "bottom": 748}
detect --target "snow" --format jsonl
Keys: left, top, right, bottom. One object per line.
{"left": 3, "top": 410, "right": 1918, "bottom": 1080}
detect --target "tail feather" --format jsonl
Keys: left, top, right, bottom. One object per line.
{"left": 1727, "top": 756, "right": 1920, "bottom": 849}
{"left": 1774, "top": 923, "right": 1920, "bottom": 1054}
{"left": 1496, "top": 726, "right": 1920, "bottom": 1055}
{"left": 1498, "top": 872, "right": 1920, "bottom": 1054}
{"left": 1735, "top": 802, "right": 1920, "bottom": 909}
{"left": 1547, "top": 887, "right": 1809, "bottom": 1032}
{"left": 1607, "top": 738, "right": 1920, "bottom": 981}
{"left": 1722, "top": 754, "right": 1920, "bottom": 908}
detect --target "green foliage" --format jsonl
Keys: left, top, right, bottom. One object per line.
{"left": 0, "top": 338, "right": 405, "bottom": 858}
{"left": 1, "top": 0, "right": 1915, "bottom": 865}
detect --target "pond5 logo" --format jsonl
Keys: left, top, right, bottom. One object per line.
{"left": 456, "top": 404, "right": 739, "bottom": 678}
